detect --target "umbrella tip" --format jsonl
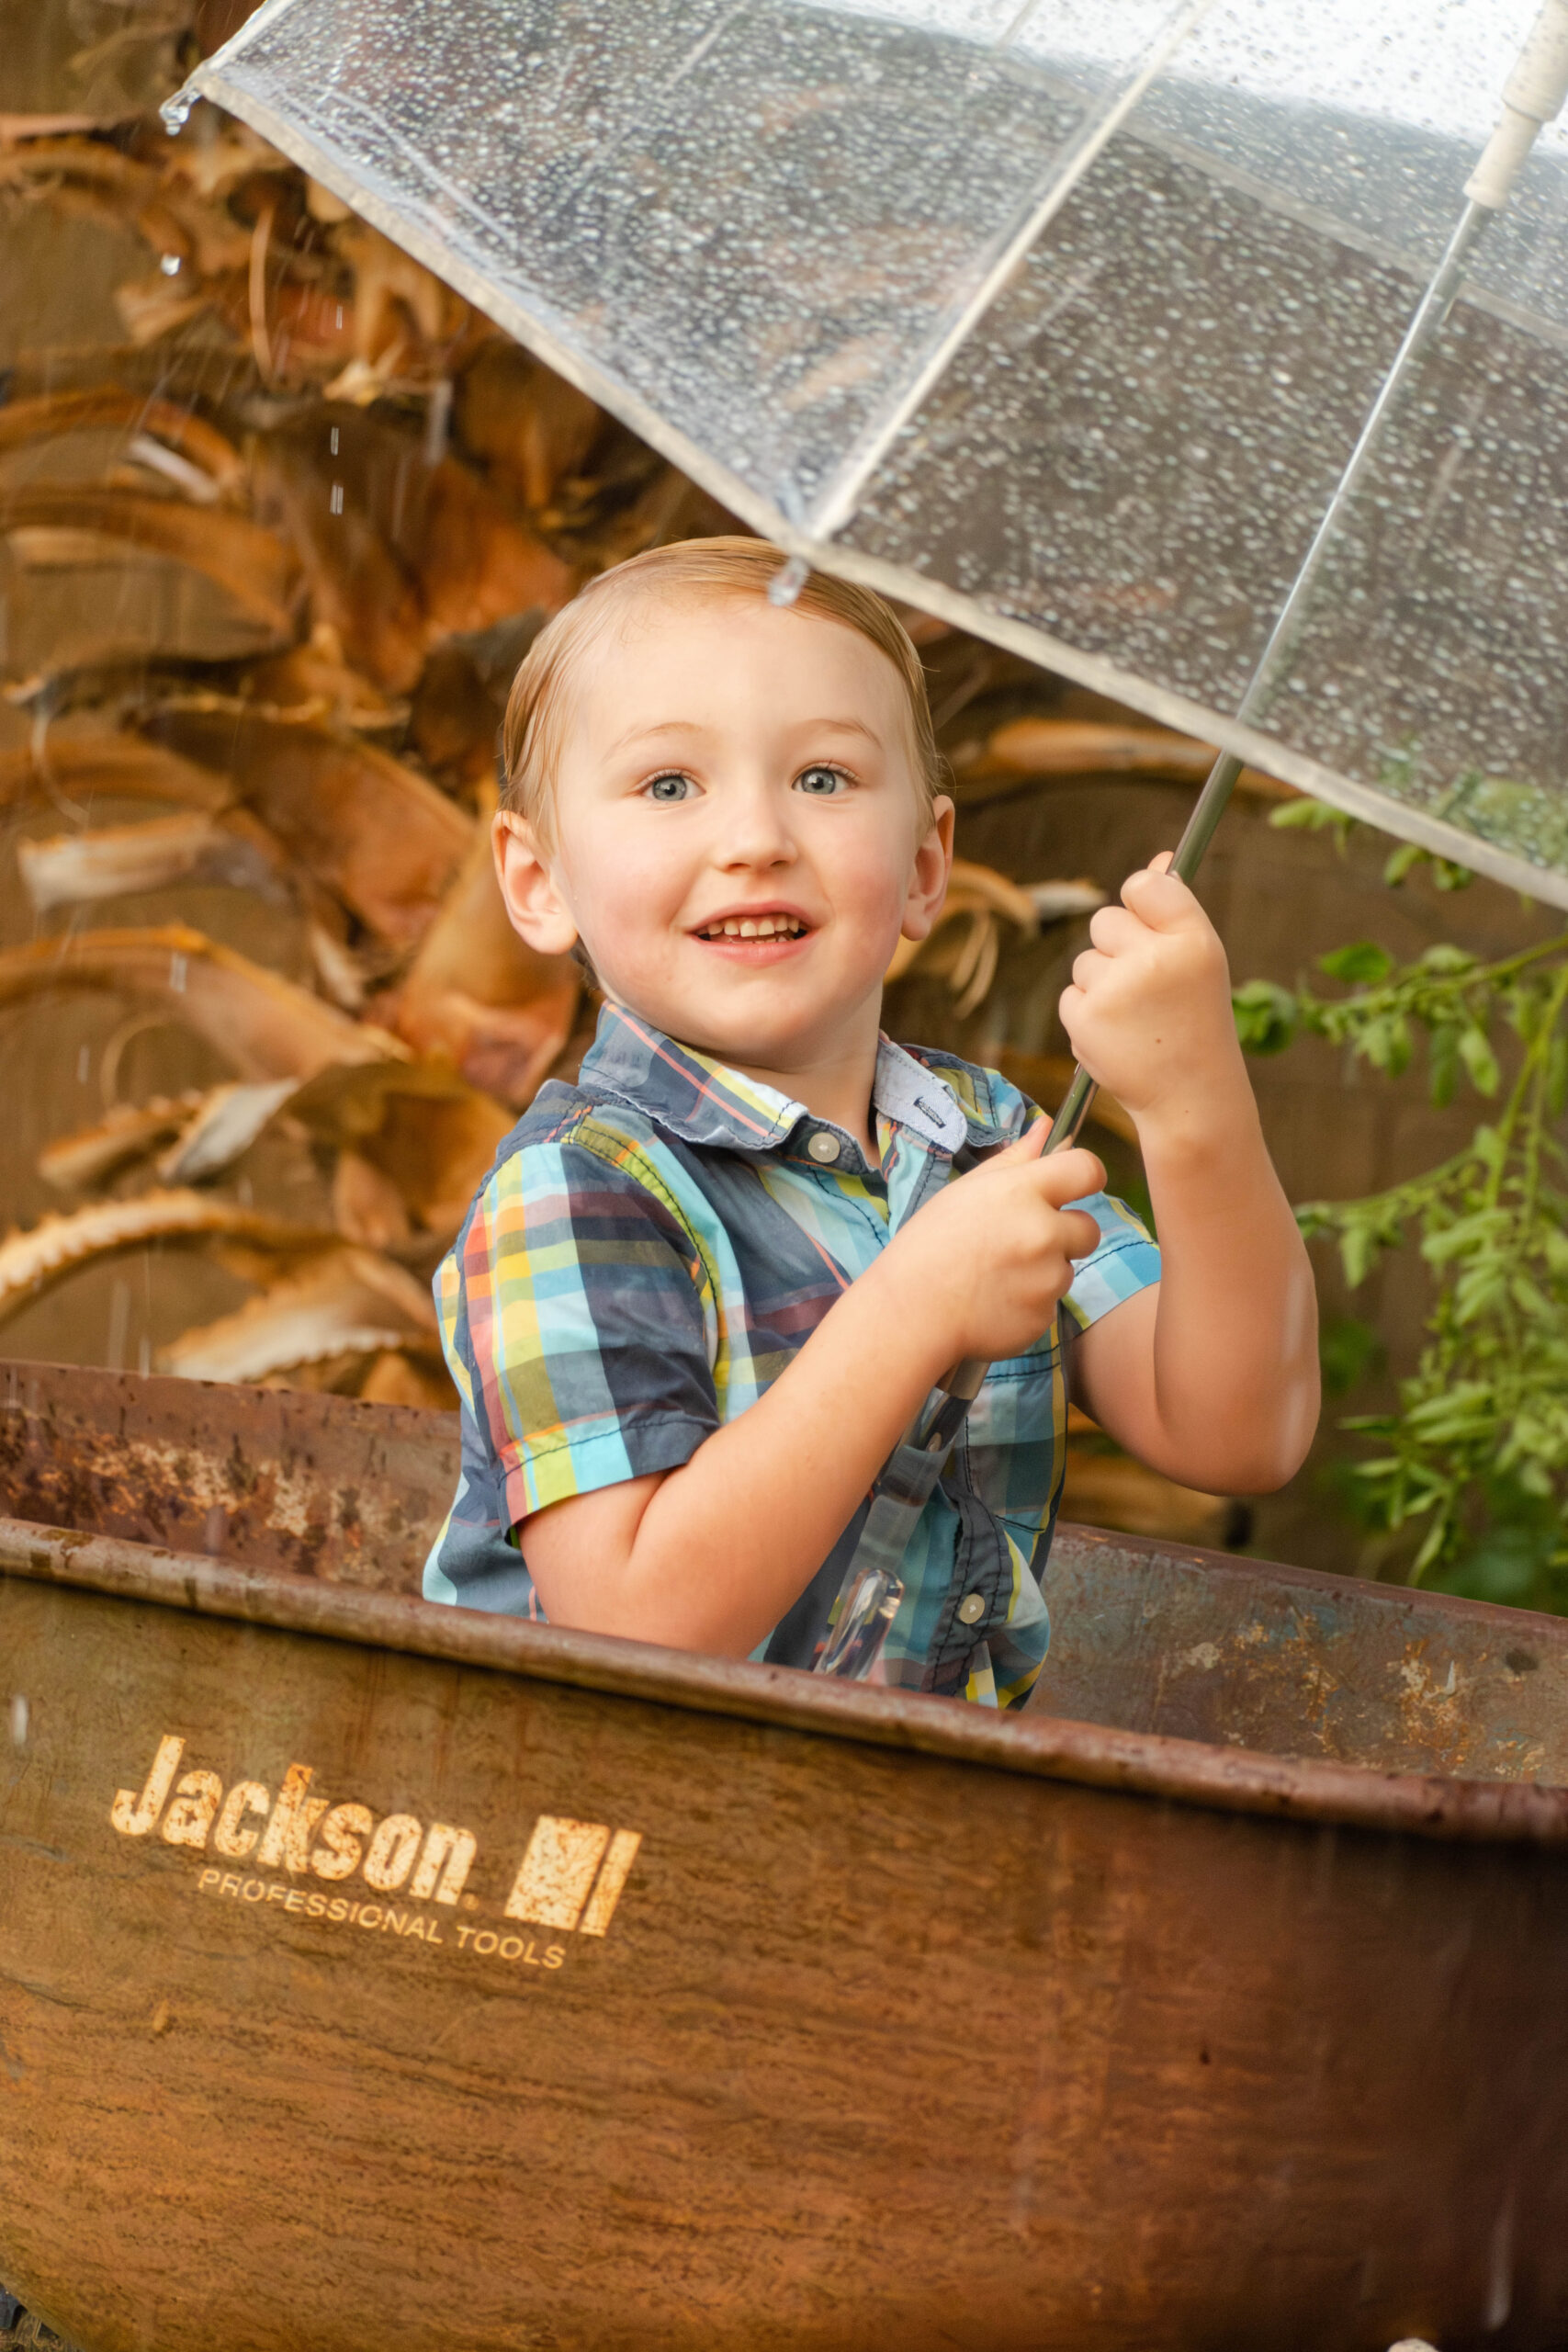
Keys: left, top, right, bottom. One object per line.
{"left": 767, "top": 556, "right": 809, "bottom": 609}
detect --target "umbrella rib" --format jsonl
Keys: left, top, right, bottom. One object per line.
{"left": 804, "top": 0, "right": 1218, "bottom": 546}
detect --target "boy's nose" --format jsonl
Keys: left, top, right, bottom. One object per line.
{"left": 714, "top": 780, "right": 797, "bottom": 868}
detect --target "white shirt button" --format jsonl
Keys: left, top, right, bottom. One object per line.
{"left": 807, "top": 1130, "right": 841, "bottom": 1165}
{"left": 956, "top": 1591, "right": 986, "bottom": 1626}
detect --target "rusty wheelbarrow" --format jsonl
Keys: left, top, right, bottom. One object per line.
{"left": 2, "top": 1358, "right": 1566, "bottom": 2352}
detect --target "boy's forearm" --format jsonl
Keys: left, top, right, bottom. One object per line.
{"left": 590, "top": 1261, "right": 953, "bottom": 1655}
{"left": 1084, "top": 1090, "right": 1319, "bottom": 1492}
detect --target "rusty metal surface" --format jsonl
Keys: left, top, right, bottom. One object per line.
{"left": 2, "top": 1555, "right": 1566, "bottom": 2352}
{"left": 1035, "top": 1527, "right": 1568, "bottom": 1784}
{"left": 0, "top": 1359, "right": 454, "bottom": 1588}
{"left": 6, "top": 1359, "right": 1568, "bottom": 1790}
{"left": 6, "top": 1515, "right": 1567, "bottom": 1848}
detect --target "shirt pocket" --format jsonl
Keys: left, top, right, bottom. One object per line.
{"left": 960, "top": 1332, "right": 1066, "bottom": 1536}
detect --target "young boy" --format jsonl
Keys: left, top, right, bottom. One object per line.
{"left": 424, "top": 539, "right": 1318, "bottom": 1705}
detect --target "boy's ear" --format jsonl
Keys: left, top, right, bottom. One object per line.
{"left": 493, "top": 810, "right": 580, "bottom": 956}
{"left": 898, "top": 794, "right": 956, "bottom": 944}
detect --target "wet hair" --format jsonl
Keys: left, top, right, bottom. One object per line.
{"left": 499, "top": 536, "right": 944, "bottom": 849}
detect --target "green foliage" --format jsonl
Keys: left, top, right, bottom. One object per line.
{"left": 1266, "top": 767, "right": 1475, "bottom": 894}
{"left": 1317, "top": 941, "right": 1394, "bottom": 986}
{"left": 1231, "top": 978, "right": 1298, "bottom": 1056}
{"left": 1318, "top": 1314, "right": 1385, "bottom": 1400}
{"left": 1235, "top": 910, "right": 1568, "bottom": 1613}
{"left": 1269, "top": 796, "right": 1358, "bottom": 848}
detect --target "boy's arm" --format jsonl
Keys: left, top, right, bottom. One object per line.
{"left": 1064, "top": 858, "right": 1319, "bottom": 1494}
{"left": 519, "top": 1138, "right": 1108, "bottom": 1657}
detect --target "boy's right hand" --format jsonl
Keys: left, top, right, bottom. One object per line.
{"left": 877, "top": 1127, "right": 1106, "bottom": 1367}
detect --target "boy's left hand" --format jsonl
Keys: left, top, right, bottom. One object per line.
{"left": 1059, "top": 853, "right": 1249, "bottom": 1141}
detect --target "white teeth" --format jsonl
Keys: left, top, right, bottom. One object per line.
{"left": 700, "top": 915, "right": 804, "bottom": 940}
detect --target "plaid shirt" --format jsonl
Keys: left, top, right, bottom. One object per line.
{"left": 424, "top": 1004, "right": 1159, "bottom": 1707}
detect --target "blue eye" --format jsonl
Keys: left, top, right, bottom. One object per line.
{"left": 796, "top": 764, "right": 848, "bottom": 796}
{"left": 645, "top": 772, "right": 694, "bottom": 803}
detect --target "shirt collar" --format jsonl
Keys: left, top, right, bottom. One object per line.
{"left": 579, "top": 1002, "right": 987, "bottom": 1164}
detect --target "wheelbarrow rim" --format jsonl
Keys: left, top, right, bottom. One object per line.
{"left": 5, "top": 1513, "right": 1565, "bottom": 1851}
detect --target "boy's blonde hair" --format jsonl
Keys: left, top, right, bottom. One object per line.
{"left": 500, "top": 537, "right": 944, "bottom": 846}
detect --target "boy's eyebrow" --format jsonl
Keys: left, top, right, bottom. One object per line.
{"left": 608, "top": 718, "right": 707, "bottom": 753}
{"left": 608, "top": 715, "right": 885, "bottom": 754}
{"left": 807, "top": 717, "right": 884, "bottom": 745}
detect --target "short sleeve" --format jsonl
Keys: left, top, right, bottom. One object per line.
{"left": 1060, "top": 1190, "right": 1161, "bottom": 1330}
{"left": 447, "top": 1128, "right": 719, "bottom": 1526}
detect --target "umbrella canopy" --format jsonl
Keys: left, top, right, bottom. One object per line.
{"left": 172, "top": 0, "right": 1568, "bottom": 901}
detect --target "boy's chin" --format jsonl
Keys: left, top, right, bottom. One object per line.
{"left": 615, "top": 981, "right": 866, "bottom": 1072}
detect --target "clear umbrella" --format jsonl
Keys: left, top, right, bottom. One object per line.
{"left": 170, "top": 0, "right": 1568, "bottom": 900}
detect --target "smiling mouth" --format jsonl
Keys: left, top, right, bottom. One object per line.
{"left": 694, "top": 914, "right": 810, "bottom": 942}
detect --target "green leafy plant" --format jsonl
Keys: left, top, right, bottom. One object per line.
{"left": 1236, "top": 843, "right": 1568, "bottom": 1612}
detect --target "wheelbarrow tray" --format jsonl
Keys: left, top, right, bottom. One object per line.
{"left": 2, "top": 1360, "right": 1566, "bottom": 2352}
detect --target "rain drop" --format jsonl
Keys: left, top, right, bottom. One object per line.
{"left": 767, "top": 556, "right": 809, "bottom": 607}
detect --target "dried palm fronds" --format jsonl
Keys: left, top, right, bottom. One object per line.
{"left": 950, "top": 716, "right": 1294, "bottom": 804}
{"left": 0, "top": 137, "right": 165, "bottom": 234}
{"left": 331, "top": 1150, "right": 412, "bottom": 1249}
{"left": 155, "top": 1078, "right": 300, "bottom": 1182}
{"left": 142, "top": 709, "right": 473, "bottom": 944}
{"left": 38, "top": 1095, "right": 202, "bottom": 1191}
{"left": 406, "top": 640, "right": 508, "bottom": 788}
{"left": 0, "top": 114, "right": 117, "bottom": 141}
{"left": 2, "top": 487, "right": 299, "bottom": 642}
{"left": 39, "top": 1057, "right": 511, "bottom": 1242}
{"left": 35, "top": 1083, "right": 290, "bottom": 1195}
{"left": 160, "top": 116, "right": 282, "bottom": 202}
{"left": 414, "top": 455, "right": 579, "bottom": 641}
{"left": 887, "top": 858, "right": 1106, "bottom": 1017}
{"left": 17, "top": 808, "right": 289, "bottom": 913}
{"left": 392, "top": 790, "right": 579, "bottom": 1103}
{"left": 328, "top": 220, "right": 468, "bottom": 386}
{"left": 1, "top": 130, "right": 458, "bottom": 391}
{"left": 357, "top": 1350, "right": 457, "bottom": 1410}
{"left": 0, "top": 126, "right": 279, "bottom": 290}
{"left": 454, "top": 343, "right": 604, "bottom": 517}
{"left": 248, "top": 428, "right": 425, "bottom": 691}
{"left": 286, "top": 1059, "right": 513, "bottom": 1237}
{"left": 252, "top": 419, "right": 575, "bottom": 688}
{"left": 158, "top": 1246, "right": 436, "bottom": 1385}
{"left": 0, "top": 1189, "right": 333, "bottom": 1329}
{"left": 0, "top": 387, "right": 246, "bottom": 498}
{"left": 239, "top": 628, "right": 403, "bottom": 730}
{"left": 0, "top": 924, "right": 401, "bottom": 1080}
{"left": 0, "top": 733, "right": 231, "bottom": 816}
